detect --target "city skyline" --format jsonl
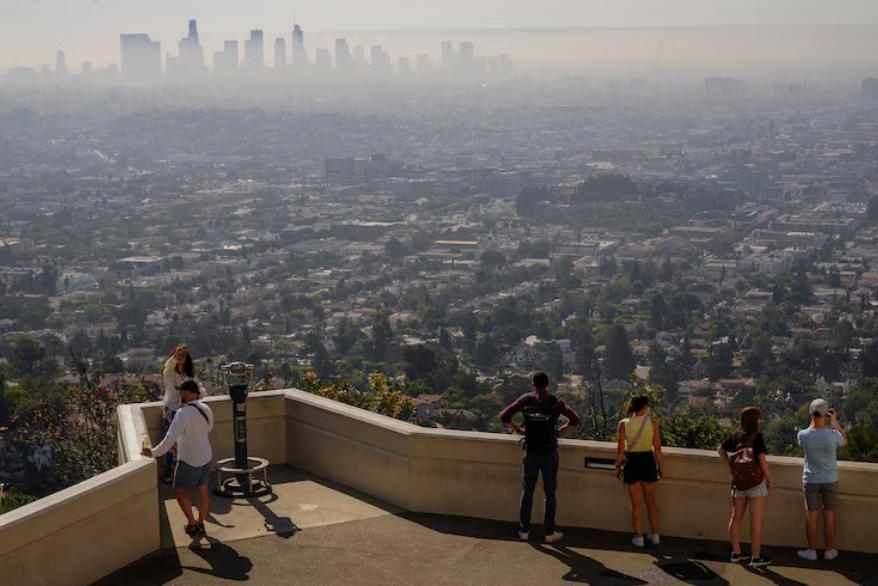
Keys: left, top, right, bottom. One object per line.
{"left": 7, "top": 18, "right": 514, "bottom": 84}
{"left": 1, "top": 0, "right": 878, "bottom": 73}
{"left": 4, "top": 18, "right": 878, "bottom": 84}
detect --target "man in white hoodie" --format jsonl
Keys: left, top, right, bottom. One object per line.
{"left": 144, "top": 380, "right": 214, "bottom": 537}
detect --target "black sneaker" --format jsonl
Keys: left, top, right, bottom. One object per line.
{"left": 730, "top": 551, "right": 746, "bottom": 563}
{"left": 749, "top": 556, "right": 772, "bottom": 568}
{"left": 184, "top": 523, "right": 200, "bottom": 536}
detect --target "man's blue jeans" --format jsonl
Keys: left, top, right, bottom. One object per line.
{"left": 519, "top": 448, "right": 559, "bottom": 534}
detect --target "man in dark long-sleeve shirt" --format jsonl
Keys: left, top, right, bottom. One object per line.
{"left": 500, "top": 371, "right": 580, "bottom": 543}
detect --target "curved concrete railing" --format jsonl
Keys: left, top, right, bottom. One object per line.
{"left": 0, "top": 397, "right": 160, "bottom": 586}
{"left": 283, "top": 388, "right": 878, "bottom": 554}
{"left": 2, "top": 388, "right": 877, "bottom": 586}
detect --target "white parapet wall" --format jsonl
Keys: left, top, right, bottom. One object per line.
{"left": 0, "top": 396, "right": 161, "bottom": 586}
{"left": 2, "top": 388, "right": 877, "bottom": 586}
{"left": 283, "top": 389, "right": 878, "bottom": 554}
{"left": 0, "top": 461, "right": 160, "bottom": 586}
{"left": 0, "top": 397, "right": 163, "bottom": 586}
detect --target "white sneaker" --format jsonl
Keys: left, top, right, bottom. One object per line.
{"left": 824, "top": 549, "right": 838, "bottom": 561}
{"left": 631, "top": 535, "right": 645, "bottom": 548}
{"left": 544, "top": 531, "right": 564, "bottom": 543}
{"left": 647, "top": 533, "right": 661, "bottom": 545}
{"left": 797, "top": 549, "right": 817, "bottom": 561}
{"left": 518, "top": 531, "right": 529, "bottom": 541}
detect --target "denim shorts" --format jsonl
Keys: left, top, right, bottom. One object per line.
{"left": 731, "top": 479, "right": 768, "bottom": 499}
{"left": 173, "top": 460, "right": 212, "bottom": 489}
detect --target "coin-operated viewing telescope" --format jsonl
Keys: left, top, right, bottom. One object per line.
{"left": 215, "top": 362, "right": 272, "bottom": 498}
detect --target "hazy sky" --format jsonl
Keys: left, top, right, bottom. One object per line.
{"left": 2, "top": 0, "right": 878, "bottom": 71}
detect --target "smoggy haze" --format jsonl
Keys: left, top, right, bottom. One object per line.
{"left": 2, "top": 0, "right": 878, "bottom": 78}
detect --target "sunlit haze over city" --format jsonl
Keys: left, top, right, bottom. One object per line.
{"left": 2, "top": 2, "right": 878, "bottom": 585}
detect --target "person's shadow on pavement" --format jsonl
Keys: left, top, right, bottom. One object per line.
{"left": 184, "top": 537, "right": 253, "bottom": 581}
{"left": 531, "top": 543, "right": 648, "bottom": 584}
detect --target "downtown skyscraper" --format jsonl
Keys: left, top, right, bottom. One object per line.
{"left": 243, "top": 30, "right": 265, "bottom": 73}
{"left": 213, "top": 40, "right": 239, "bottom": 77}
{"left": 292, "top": 25, "right": 307, "bottom": 68}
{"left": 167, "top": 19, "right": 205, "bottom": 78}
{"left": 334, "top": 38, "right": 352, "bottom": 73}
{"left": 274, "top": 37, "right": 287, "bottom": 70}
{"left": 119, "top": 33, "right": 161, "bottom": 82}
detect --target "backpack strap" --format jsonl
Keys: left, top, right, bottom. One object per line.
{"left": 628, "top": 415, "right": 651, "bottom": 450}
{"left": 187, "top": 402, "right": 210, "bottom": 424}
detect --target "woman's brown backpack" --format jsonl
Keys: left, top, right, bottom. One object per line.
{"left": 728, "top": 433, "right": 765, "bottom": 490}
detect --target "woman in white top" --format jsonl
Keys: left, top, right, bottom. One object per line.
{"left": 614, "top": 395, "right": 663, "bottom": 548}
{"left": 162, "top": 344, "right": 205, "bottom": 417}
{"left": 160, "top": 344, "right": 205, "bottom": 481}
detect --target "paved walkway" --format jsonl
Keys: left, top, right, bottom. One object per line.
{"left": 97, "top": 468, "right": 872, "bottom": 585}
{"left": 158, "top": 467, "right": 400, "bottom": 548}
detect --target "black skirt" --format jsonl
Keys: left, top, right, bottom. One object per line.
{"left": 624, "top": 451, "right": 658, "bottom": 484}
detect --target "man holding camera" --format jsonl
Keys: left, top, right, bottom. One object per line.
{"left": 796, "top": 398, "right": 847, "bottom": 562}
{"left": 143, "top": 380, "right": 214, "bottom": 537}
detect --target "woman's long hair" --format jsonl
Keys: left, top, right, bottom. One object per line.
{"left": 167, "top": 344, "right": 195, "bottom": 378}
{"left": 180, "top": 354, "right": 195, "bottom": 378}
{"left": 739, "top": 406, "right": 761, "bottom": 435}
{"left": 627, "top": 395, "right": 650, "bottom": 415}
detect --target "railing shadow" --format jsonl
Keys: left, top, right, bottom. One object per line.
{"left": 93, "top": 549, "right": 183, "bottom": 586}
{"left": 400, "top": 512, "right": 876, "bottom": 586}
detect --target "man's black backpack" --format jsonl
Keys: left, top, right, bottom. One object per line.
{"left": 522, "top": 396, "right": 560, "bottom": 450}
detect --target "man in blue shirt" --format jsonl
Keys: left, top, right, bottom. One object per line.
{"left": 796, "top": 398, "right": 847, "bottom": 562}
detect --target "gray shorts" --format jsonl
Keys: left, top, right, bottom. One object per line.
{"left": 804, "top": 482, "right": 839, "bottom": 511}
{"left": 174, "top": 460, "right": 212, "bottom": 489}
{"left": 732, "top": 479, "right": 768, "bottom": 499}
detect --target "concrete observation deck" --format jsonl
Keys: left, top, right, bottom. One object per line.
{"left": 1, "top": 389, "right": 877, "bottom": 585}
{"left": 100, "top": 465, "right": 874, "bottom": 586}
